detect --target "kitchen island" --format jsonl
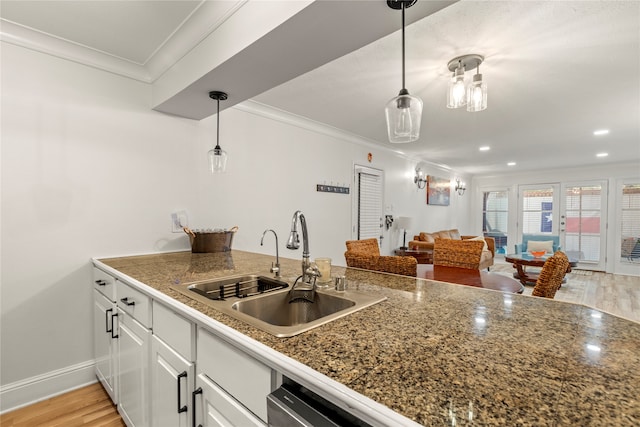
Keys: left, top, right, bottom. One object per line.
{"left": 95, "top": 250, "right": 640, "bottom": 426}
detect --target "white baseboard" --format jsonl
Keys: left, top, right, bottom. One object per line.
{"left": 0, "top": 360, "right": 97, "bottom": 414}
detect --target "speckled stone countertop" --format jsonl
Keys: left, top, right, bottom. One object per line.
{"left": 98, "top": 250, "right": 640, "bottom": 426}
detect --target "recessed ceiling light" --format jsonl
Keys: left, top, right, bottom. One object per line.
{"left": 507, "top": 162, "right": 516, "bottom": 166}
{"left": 593, "top": 129, "right": 609, "bottom": 136}
{"left": 596, "top": 152, "right": 609, "bottom": 157}
{"left": 479, "top": 146, "right": 490, "bottom": 151}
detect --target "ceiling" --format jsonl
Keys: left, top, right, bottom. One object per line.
{"left": 2, "top": 0, "right": 639, "bottom": 176}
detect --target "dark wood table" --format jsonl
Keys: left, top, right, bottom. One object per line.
{"left": 417, "top": 265, "right": 524, "bottom": 293}
{"left": 394, "top": 248, "right": 433, "bottom": 264}
{"left": 504, "top": 253, "right": 578, "bottom": 286}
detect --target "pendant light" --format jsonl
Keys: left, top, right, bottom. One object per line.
{"left": 446, "top": 54, "right": 487, "bottom": 112}
{"left": 385, "top": 0, "right": 422, "bottom": 144}
{"left": 466, "top": 60, "right": 487, "bottom": 112}
{"left": 447, "top": 59, "right": 466, "bottom": 109}
{"left": 207, "top": 91, "right": 228, "bottom": 173}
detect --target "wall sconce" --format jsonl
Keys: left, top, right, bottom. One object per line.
{"left": 454, "top": 179, "right": 466, "bottom": 195}
{"left": 446, "top": 54, "right": 487, "bottom": 112}
{"left": 414, "top": 166, "right": 427, "bottom": 189}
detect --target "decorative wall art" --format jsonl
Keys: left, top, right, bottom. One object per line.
{"left": 427, "top": 176, "right": 450, "bottom": 206}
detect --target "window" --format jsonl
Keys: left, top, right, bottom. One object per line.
{"left": 521, "top": 188, "right": 555, "bottom": 234}
{"left": 620, "top": 183, "right": 640, "bottom": 264}
{"left": 482, "top": 191, "right": 508, "bottom": 254}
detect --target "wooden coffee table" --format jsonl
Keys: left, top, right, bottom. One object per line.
{"left": 505, "top": 253, "right": 578, "bottom": 286}
{"left": 394, "top": 248, "right": 433, "bottom": 264}
{"left": 417, "top": 265, "right": 524, "bottom": 293}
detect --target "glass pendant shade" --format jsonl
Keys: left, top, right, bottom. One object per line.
{"left": 447, "top": 61, "right": 466, "bottom": 109}
{"left": 385, "top": 89, "right": 423, "bottom": 143}
{"left": 466, "top": 73, "right": 487, "bottom": 112}
{"left": 447, "top": 74, "right": 467, "bottom": 108}
{"left": 208, "top": 146, "right": 227, "bottom": 173}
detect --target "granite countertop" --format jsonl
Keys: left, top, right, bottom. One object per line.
{"left": 98, "top": 250, "right": 640, "bottom": 426}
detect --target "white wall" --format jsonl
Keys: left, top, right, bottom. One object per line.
{"left": 472, "top": 163, "right": 640, "bottom": 275}
{"left": 1, "top": 43, "right": 472, "bottom": 410}
{"left": 0, "top": 43, "right": 199, "bottom": 409}
{"left": 191, "top": 102, "right": 473, "bottom": 265}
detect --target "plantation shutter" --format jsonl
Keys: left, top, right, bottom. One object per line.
{"left": 357, "top": 171, "right": 383, "bottom": 241}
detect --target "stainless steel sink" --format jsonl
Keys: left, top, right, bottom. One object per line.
{"left": 170, "top": 274, "right": 386, "bottom": 337}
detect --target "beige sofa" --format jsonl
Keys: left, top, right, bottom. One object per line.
{"left": 408, "top": 228, "right": 495, "bottom": 270}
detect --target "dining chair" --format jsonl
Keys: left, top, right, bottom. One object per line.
{"left": 433, "top": 239, "right": 485, "bottom": 270}
{"left": 531, "top": 251, "right": 570, "bottom": 299}
{"left": 344, "top": 238, "right": 417, "bottom": 276}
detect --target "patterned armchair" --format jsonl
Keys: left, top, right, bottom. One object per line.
{"left": 532, "top": 251, "right": 570, "bottom": 299}
{"left": 344, "top": 238, "right": 417, "bottom": 277}
{"left": 433, "top": 239, "right": 485, "bottom": 270}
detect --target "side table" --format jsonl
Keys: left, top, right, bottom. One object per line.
{"left": 394, "top": 248, "right": 433, "bottom": 264}
{"left": 504, "top": 253, "right": 578, "bottom": 286}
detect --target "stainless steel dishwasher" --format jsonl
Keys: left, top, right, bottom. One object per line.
{"left": 267, "top": 378, "right": 372, "bottom": 427}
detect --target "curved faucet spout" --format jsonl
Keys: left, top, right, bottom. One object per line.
{"left": 286, "top": 210, "right": 311, "bottom": 280}
{"left": 261, "top": 229, "right": 280, "bottom": 278}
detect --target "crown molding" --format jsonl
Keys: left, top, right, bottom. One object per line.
{"left": 235, "top": 100, "right": 385, "bottom": 150}
{"left": 0, "top": 19, "right": 150, "bottom": 82}
{"left": 0, "top": 0, "right": 247, "bottom": 84}
{"left": 234, "top": 100, "right": 456, "bottom": 174}
{"left": 144, "top": 0, "right": 247, "bottom": 83}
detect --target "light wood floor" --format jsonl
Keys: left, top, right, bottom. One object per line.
{"left": 0, "top": 382, "right": 124, "bottom": 427}
{"left": 492, "top": 260, "right": 640, "bottom": 323}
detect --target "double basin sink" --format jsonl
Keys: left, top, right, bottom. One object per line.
{"left": 170, "top": 274, "right": 386, "bottom": 337}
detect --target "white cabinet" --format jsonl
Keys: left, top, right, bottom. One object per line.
{"left": 117, "top": 280, "right": 151, "bottom": 427}
{"left": 193, "top": 373, "right": 265, "bottom": 427}
{"left": 94, "top": 267, "right": 116, "bottom": 301}
{"left": 151, "top": 336, "right": 194, "bottom": 427}
{"left": 196, "top": 328, "right": 272, "bottom": 426}
{"left": 93, "top": 289, "right": 118, "bottom": 403}
{"left": 93, "top": 263, "right": 278, "bottom": 427}
{"left": 151, "top": 301, "right": 196, "bottom": 427}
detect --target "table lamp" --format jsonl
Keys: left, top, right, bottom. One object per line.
{"left": 395, "top": 217, "right": 413, "bottom": 250}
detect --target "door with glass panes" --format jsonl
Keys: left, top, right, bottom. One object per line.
{"left": 518, "top": 182, "right": 607, "bottom": 271}
{"left": 560, "top": 181, "right": 607, "bottom": 271}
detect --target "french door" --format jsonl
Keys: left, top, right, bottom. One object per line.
{"left": 560, "top": 181, "right": 607, "bottom": 271}
{"left": 518, "top": 181, "right": 608, "bottom": 271}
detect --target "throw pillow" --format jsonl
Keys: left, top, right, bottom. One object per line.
{"left": 468, "top": 235, "right": 488, "bottom": 251}
{"left": 419, "top": 232, "right": 435, "bottom": 243}
{"left": 448, "top": 229, "right": 461, "bottom": 240}
{"left": 436, "top": 230, "right": 451, "bottom": 239}
{"left": 527, "top": 240, "right": 554, "bottom": 254}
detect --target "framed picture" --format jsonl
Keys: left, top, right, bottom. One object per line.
{"left": 427, "top": 176, "right": 450, "bottom": 206}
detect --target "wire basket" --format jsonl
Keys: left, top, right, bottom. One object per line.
{"left": 184, "top": 226, "right": 238, "bottom": 253}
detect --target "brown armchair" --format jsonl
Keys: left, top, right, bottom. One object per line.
{"left": 344, "top": 238, "right": 417, "bottom": 276}
{"left": 408, "top": 228, "right": 495, "bottom": 269}
{"left": 532, "top": 251, "right": 570, "bottom": 299}
{"left": 433, "top": 239, "right": 485, "bottom": 270}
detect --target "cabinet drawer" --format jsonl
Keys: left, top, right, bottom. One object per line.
{"left": 116, "top": 280, "right": 151, "bottom": 328}
{"left": 152, "top": 301, "right": 195, "bottom": 361}
{"left": 197, "top": 373, "right": 264, "bottom": 427}
{"left": 197, "top": 328, "right": 272, "bottom": 421}
{"left": 93, "top": 267, "right": 116, "bottom": 301}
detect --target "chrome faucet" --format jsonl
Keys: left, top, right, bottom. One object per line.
{"left": 260, "top": 229, "right": 280, "bottom": 278}
{"left": 286, "top": 210, "right": 319, "bottom": 302}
